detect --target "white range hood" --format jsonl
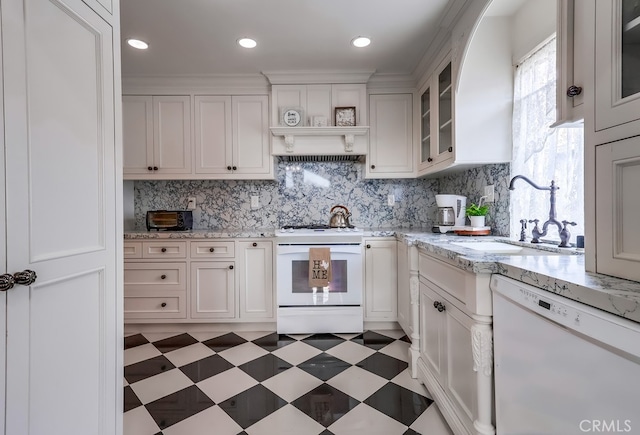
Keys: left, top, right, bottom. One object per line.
{"left": 270, "top": 126, "right": 369, "bottom": 159}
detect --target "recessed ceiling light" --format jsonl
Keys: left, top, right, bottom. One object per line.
{"left": 351, "top": 36, "right": 371, "bottom": 48}
{"left": 126, "top": 39, "right": 149, "bottom": 50}
{"left": 238, "top": 37, "right": 257, "bottom": 49}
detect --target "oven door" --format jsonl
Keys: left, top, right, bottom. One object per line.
{"left": 276, "top": 244, "right": 363, "bottom": 306}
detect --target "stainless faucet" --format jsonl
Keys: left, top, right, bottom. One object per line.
{"left": 509, "top": 175, "right": 572, "bottom": 247}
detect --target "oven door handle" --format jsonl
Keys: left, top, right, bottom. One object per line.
{"left": 277, "top": 245, "right": 362, "bottom": 255}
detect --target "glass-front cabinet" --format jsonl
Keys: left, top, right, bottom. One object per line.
{"left": 594, "top": 0, "right": 640, "bottom": 133}
{"left": 418, "top": 57, "right": 454, "bottom": 173}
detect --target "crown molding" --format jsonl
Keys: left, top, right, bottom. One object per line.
{"left": 367, "top": 73, "right": 417, "bottom": 92}
{"left": 122, "top": 74, "right": 270, "bottom": 94}
{"left": 262, "top": 70, "right": 375, "bottom": 85}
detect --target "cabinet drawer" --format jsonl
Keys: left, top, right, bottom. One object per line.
{"left": 124, "top": 241, "right": 142, "bottom": 259}
{"left": 419, "top": 252, "right": 466, "bottom": 303}
{"left": 124, "top": 262, "right": 186, "bottom": 292}
{"left": 142, "top": 241, "right": 187, "bottom": 258}
{"left": 124, "top": 294, "right": 186, "bottom": 319}
{"left": 190, "top": 241, "right": 235, "bottom": 258}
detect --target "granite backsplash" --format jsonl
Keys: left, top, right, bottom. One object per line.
{"left": 132, "top": 161, "right": 511, "bottom": 236}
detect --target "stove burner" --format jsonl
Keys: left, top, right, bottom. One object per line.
{"left": 281, "top": 224, "right": 354, "bottom": 230}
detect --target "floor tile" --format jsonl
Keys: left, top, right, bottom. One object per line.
{"left": 379, "top": 339, "right": 411, "bottom": 363}
{"left": 142, "top": 332, "right": 182, "bottom": 343}
{"left": 152, "top": 333, "right": 199, "bottom": 353}
{"left": 352, "top": 331, "right": 396, "bottom": 350}
{"left": 124, "top": 385, "right": 143, "bottom": 412}
{"left": 125, "top": 333, "right": 149, "bottom": 350}
{"left": 251, "top": 332, "right": 296, "bottom": 351}
{"left": 197, "top": 367, "right": 258, "bottom": 403}
{"left": 271, "top": 340, "right": 322, "bottom": 366}
{"left": 403, "top": 429, "right": 420, "bottom": 435}
{"left": 179, "top": 354, "right": 234, "bottom": 383}
{"left": 234, "top": 331, "right": 273, "bottom": 341}
{"left": 125, "top": 354, "right": 175, "bottom": 384}
{"left": 130, "top": 368, "right": 194, "bottom": 404}
{"left": 123, "top": 406, "right": 160, "bottom": 435}
{"left": 400, "top": 335, "right": 411, "bottom": 343}
{"left": 201, "top": 332, "right": 247, "bottom": 352}
{"left": 144, "top": 385, "right": 214, "bottom": 430}
{"left": 261, "top": 367, "right": 324, "bottom": 402}
{"left": 410, "top": 404, "right": 453, "bottom": 435}
{"left": 124, "top": 343, "right": 162, "bottom": 367}
{"left": 245, "top": 404, "right": 325, "bottom": 435}
{"left": 324, "top": 340, "right": 376, "bottom": 365}
{"left": 217, "top": 341, "right": 269, "bottom": 366}
{"left": 162, "top": 405, "right": 242, "bottom": 435}
{"left": 374, "top": 329, "right": 407, "bottom": 340}
{"left": 164, "top": 342, "right": 216, "bottom": 368}
{"left": 390, "top": 368, "right": 431, "bottom": 398}
{"left": 326, "top": 366, "right": 388, "bottom": 401}
{"left": 319, "top": 431, "right": 336, "bottom": 435}
{"left": 333, "top": 333, "right": 361, "bottom": 340}
{"left": 218, "top": 384, "right": 287, "bottom": 429}
{"left": 287, "top": 333, "right": 312, "bottom": 341}
{"left": 327, "top": 403, "right": 407, "bottom": 435}
{"left": 238, "top": 353, "right": 292, "bottom": 382}
{"left": 292, "top": 383, "right": 359, "bottom": 427}
{"left": 302, "top": 333, "right": 346, "bottom": 351}
{"left": 187, "top": 331, "right": 228, "bottom": 342}
{"left": 357, "top": 352, "right": 408, "bottom": 380}
{"left": 297, "top": 353, "right": 351, "bottom": 381}
{"left": 364, "top": 383, "right": 433, "bottom": 426}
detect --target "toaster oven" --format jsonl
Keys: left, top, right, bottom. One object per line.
{"left": 146, "top": 210, "right": 193, "bottom": 231}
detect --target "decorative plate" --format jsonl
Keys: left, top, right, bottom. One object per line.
{"left": 281, "top": 107, "right": 304, "bottom": 127}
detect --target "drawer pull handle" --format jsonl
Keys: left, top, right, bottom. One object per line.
{"left": 433, "top": 301, "right": 446, "bottom": 312}
{"left": 252, "top": 242, "right": 258, "bottom": 247}
{"left": 161, "top": 274, "right": 166, "bottom": 280}
{"left": 427, "top": 157, "right": 433, "bottom": 162}
{"left": 209, "top": 247, "right": 215, "bottom": 252}
{"left": 147, "top": 166, "right": 153, "bottom": 171}
{"left": 161, "top": 248, "right": 167, "bottom": 253}
{"left": 229, "top": 265, "right": 234, "bottom": 270}
{"left": 161, "top": 302, "right": 167, "bottom": 308}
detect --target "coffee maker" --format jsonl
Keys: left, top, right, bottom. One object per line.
{"left": 435, "top": 194, "right": 467, "bottom": 232}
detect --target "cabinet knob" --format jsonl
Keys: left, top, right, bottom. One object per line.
{"left": 366, "top": 244, "right": 371, "bottom": 249}
{"left": 153, "top": 166, "right": 158, "bottom": 171}
{"left": 229, "top": 265, "right": 234, "bottom": 270}
{"left": 209, "top": 247, "right": 215, "bottom": 252}
{"left": 567, "top": 85, "right": 582, "bottom": 97}
{"left": 370, "top": 165, "right": 376, "bottom": 169}
{"left": 161, "top": 274, "right": 166, "bottom": 280}
{"left": 161, "top": 248, "right": 167, "bottom": 252}
{"left": 147, "top": 166, "right": 153, "bottom": 171}
{"left": 433, "top": 301, "right": 446, "bottom": 312}
{"left": 448, "top": 146, "right": 453, "bottom": 152}
{"left": 161, "top": 302, "right": 167, "bottom": 308}
{"left": 427, "top": 157, "right": 433, "bottom": 162}
{"left": 0, "top": 274, "right": 15, "bottom": 292}
{"left": 227, "top": 166, "right": 232, "bottom": 171}
{"left": 232, "top": 166, "right": 237, "bottom": 171}
{"left": 252, "top": 242, "right": 258, "bottom": 247}
{"left": 14, "top": 270, "right": 37, "bottom": 286}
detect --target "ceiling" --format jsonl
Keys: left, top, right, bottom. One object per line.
{"left": 119, "top": 0, "right": 456, "bottom": 79}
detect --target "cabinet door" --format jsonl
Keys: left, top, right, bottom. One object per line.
{"left": 190, "top": 261, "right": 236, "bottom": 318}
{"left": 122, "top": 95, "right": 153, "bottom": 175}
{"left": 433, "top": 60, "right": 453, "bottom": 163}
{"left": 364, "top": 239, "right": 398, "bottom": 320}
{"left": 194, "top": 95, "right": 232, "bottom": 174}
{"left": 419, "top": 282, "right": 444, "bottom": 380}
{"left": 396, "top": 241, "right": 412, "bottom": 336}
{"left": 418, "top": 84, "right": 432, "bottom": 171}
{"left": 232, "top": 96, "right": 272, "bottom": 176}
{"left": 237, "top": 241, "right": 274, "bottom": 319}
{"left": 594, "top": 0, "right": 640, "bottom": 133}
{"left": 153, "top": 96, "right": 192, "bottom": 174}
{"left": 595, "top": 137, "right": 640, "bottom": 281}
{"left": 367, "top": 94, "right": 413, "bottom": 178}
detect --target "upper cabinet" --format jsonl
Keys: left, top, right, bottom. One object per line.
{"left": 367, "top": 93, "right": 414, "bottom": 178}
{"left": 554, "top": 0, "right": 586, "bottom": 127}
{"left": 123, "top": 95, "right": 192, "bottom": 178}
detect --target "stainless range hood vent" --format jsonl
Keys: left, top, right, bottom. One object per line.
{"left": 278, "top": 155, "right": 364, "bottom": 163}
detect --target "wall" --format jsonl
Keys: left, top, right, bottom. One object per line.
{"left": 511, "top": 0, "right": 556, "bottom": 63}
{"left": 134, "top": 161, "right": 439, "bottom": 230}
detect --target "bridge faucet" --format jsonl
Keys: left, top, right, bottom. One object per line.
{"left": 509, "top": 175, "right": 564, "bottom": 245}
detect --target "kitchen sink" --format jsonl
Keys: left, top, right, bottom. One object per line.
{"left": 449, "top": 241, "right": 572, "bottom": 256}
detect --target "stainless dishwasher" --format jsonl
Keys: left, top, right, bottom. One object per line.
{"left": 491, "top": 275, "right": 640, "bottom": 435}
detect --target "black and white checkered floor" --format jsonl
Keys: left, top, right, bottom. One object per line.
{"left": 124, "top": 330, "right": 454, "bottom": 435}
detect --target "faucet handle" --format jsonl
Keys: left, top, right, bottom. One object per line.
{"left": 559, "top": 221, "right": 577, "bottom": 248}
{"left": 528, "top": 219, "right": 539, "bottom": 225}
{"left": 562, "top": 220, "right": 577, "bottom": 228}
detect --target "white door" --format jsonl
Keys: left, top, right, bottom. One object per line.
{"left": 238, "top": 240, "right": 274, "bottom": 319}
{"left": 2, "top": 0, "right": 121, "bottom": 433}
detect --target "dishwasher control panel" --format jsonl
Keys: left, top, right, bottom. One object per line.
{"left": 518, "top": 287, "right": 573, "bottom": 322}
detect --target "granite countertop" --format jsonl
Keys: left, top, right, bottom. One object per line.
{"left": 124, "top": 227, "right": 640, "bottom": 323}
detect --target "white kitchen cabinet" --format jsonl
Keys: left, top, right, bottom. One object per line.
{"left": 416, "top": 250, "right": 494, "bottom": 435}
{"left": 364, "top": 239, "right": 397, "bottom": 321}
{"left": 190, "top": 261, "right": 236, "bottom": 319}
{"left": 195, "top": 95, "right": 272, "bottom": 179}
{"left": 237, "top": 240, "right": 274, "bottom": 319}
{"left": 1, "top": 0, "right": 121, "bottom": 431}
{"left": 397, "top": 241, "right": 411, "bottom": 335}
{"left": 123, "top": 95, "right": 192, "bottom": 178}
{"left": 397, "top": 241, "right": 421, "bottom": 377}
{"left": 124, "top": 262, "right": 187, "bottom": 319}
{"left": 366, "top": 94, "right": 414, "bottom": 178}
{"left": 554, "top": 0, "right": 586, "bottom": 126}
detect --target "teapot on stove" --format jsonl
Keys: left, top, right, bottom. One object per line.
{"left": 329, "top": 205, "right": 352, "bottom": 228}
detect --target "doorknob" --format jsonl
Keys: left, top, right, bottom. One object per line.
{"left": 0, "top": 274, "right": 15, "bottom": 292}
{"left": 14, "top": 270, "right": 37, "bottom": 286}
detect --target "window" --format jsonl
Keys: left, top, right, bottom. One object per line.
{"left": 511, "top": 37, "right": 584, "bottom": 244}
